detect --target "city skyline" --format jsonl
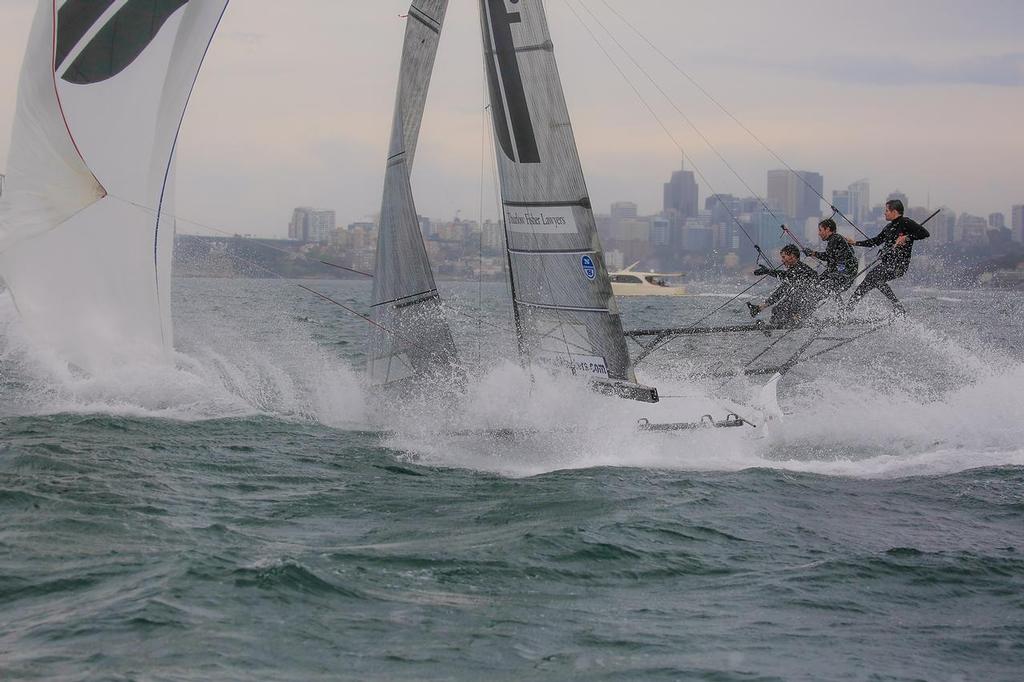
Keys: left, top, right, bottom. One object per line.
{"left": 1, "top": 1, "right": 1022, "bottom": 239}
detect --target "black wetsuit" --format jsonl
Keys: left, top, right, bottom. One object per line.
{"left": 848, "top": 216, "right": 930, "bottom": 313}
{"left": 763, "top": 260, "right": 821, "bottom": 326}
{"left": 805, "top": 233, "right": 858, "bottom": 294}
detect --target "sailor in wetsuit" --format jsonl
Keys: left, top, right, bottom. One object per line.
{"left": 804, "top": 218, "right": 858, "bottom": 295}
{"left": 844, "top": 198, "right": 930, "bottom": 316}
{"left": 747, "top": 244, "right": 822, "bottom": 327}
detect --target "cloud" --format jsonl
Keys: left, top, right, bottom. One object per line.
{"left": 701, "top": 50, "right": 1024, "bottom": 88}
{"left": 811, "top": 52, "right": 1024, "bottom": 87}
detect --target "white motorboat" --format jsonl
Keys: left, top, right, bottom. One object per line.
{"left": 610, "top": 263, "right": 686, "bottom": 296}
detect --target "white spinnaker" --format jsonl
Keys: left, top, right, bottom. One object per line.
{"left": 0, "top": 1, "right": 105, "bottom": 250}
{"left": 0, "top": 0, "right": 228, "bottom": 372}
{"left": 368, "top": 0, "right": 461, "bottom": 389}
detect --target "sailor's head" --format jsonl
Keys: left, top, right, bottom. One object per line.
{"left": 884, "top": 199, "right": 904, "bottom": 220}
{"left": 817, "top": 218, "right": 837, "bottom": 241}
{"left": 780, "top": 244, "right": 800, "bottom": 267}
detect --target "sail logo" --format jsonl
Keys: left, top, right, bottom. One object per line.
{"left": 505, "top": 206, "right": 578, "bottom": 234}
{"left": 581, "top": 255, "right": 597, "bottom": 280}
{"left": 56, "top": 0, "right": 190, "bottom": 85}
{"left": 483, "top": 0, "right": 541, "bottom": 164}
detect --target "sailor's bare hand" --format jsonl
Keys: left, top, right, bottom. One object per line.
{"left": 895, "top": 234, "right": 909, "bottom": 247}
{"left": 844, "top": 236, "right": 855, "bottom": 244}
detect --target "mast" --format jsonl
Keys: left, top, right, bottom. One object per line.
{"left": 367, "top": 1, "right": 462, "bottom": 389}
{"left": 479, "top": 0, "right": 657, "bottom": 402}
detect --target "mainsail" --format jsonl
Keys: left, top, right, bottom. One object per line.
{"left": 479, "top": 0, "right": 657, "bottom": 402}
{"left": 367, "top": 0, "right": 461, "bottom": 388}
{"left": 0, "top": 0, "right": 228, "bottom": 371}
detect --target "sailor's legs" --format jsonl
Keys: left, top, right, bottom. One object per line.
{"left": 848, "top": 266, "right": 903, "bottom": 313}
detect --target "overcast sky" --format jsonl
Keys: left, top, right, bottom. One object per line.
{"left": 1, "top": 0, "right": 1022, "bottom": 239}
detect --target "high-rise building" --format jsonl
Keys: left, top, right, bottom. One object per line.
{"left": 766, "top": 169, "right": 823, "bottom": 222}
{"left": 0, "top": 173, "right": 5, "bottom": 198}
{"left": 663, "top": 162, "right": 699, "bottom": 220}
{"left": 481, "top": 219, "right": 503, "bottom": 251}
{"left": 289, "top": 207, "right": 336, "bottom": 242}
{"left": 957, "top": 213, "right": 988, "bottom": 242}
{"left": 683, "top": 213, "right": 713, "bottom": 252}
{"left": 705, "top": 193, "right": 741, "bottom": 227}
{"left": 610, "top": 201, "right": 638, "bottom": 220}
{"left": 289, "top": 207, "right": 312, "bottom": 241}
{"left": 927, "top": 208, "right": 957, "bottom": 245}
{"left": 1012, "top": 205, "right": 1024, "bottom": 242}
{"left": 847, "top": 179, "right": 870, "bottom": 226}
{"left": 649, "top": 216, "right": 671, "bottom": 247}
{"left": 831, "top": 190, "right": 851, "bottom": 217}
{"left": 989, "top": 212, "right": 1006, "bottom": 229}
{"left": 310, "top": 210, "right": 336, "bottom": 243}
{"left": 887, "top": 190, "right": 909, "bottom": 209}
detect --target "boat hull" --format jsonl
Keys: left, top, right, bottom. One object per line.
{"left": 611, "top": 283, "right": 687, "bottom": 297}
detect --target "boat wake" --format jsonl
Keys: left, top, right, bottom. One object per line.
{"left": 380, "top": 316, "right": 1024, "bottom": 479}
{"left": 3, "top": 290, "right": 1021, "bottom": 479}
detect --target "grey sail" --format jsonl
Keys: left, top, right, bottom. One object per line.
{"left": 368, "top": 0, "right": 460, "bottom": 388}
{"left": 479, "top": 0, "right": 657, "bottom": 402}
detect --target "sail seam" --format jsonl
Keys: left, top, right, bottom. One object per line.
{"left": 508, "top": 248, "right": 596, "bottom": 255}
{"left": 371, "top": 288, "right": 439, "bottom": 309}
{"left": 504, "top": 199, "right": 591, "bottom": 208}
{"left": 407, "top": 6, "right": 441, "bottom": 34}
{"left": 515, "top": 300, "right": 611, "bottom": 313}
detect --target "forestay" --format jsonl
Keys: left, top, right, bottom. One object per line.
{"left": 367, "top": 0, "right": 462, "bottom": 388}
{"left": 0, "top": 0, "right": 229, "bottom": 372}
{"left": 479, "top": 0, "right": 656, "bottom": 402}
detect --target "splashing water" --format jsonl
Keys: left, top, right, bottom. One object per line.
{"left": 2, "top": 279, "right": 1022, "bottom": 479}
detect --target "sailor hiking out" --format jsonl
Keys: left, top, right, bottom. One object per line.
{"left": 803, "top": 218, "right": 858, "bottom": 295}
{"left": 748, "top": 245, "right": 823, "bottom": 327}
{"left": 845, "top": 198, "right": 930, "bottom": 316}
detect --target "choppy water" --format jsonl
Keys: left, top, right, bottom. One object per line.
{"left": 2, "top": 279, "right": 1023, "bottom": 680}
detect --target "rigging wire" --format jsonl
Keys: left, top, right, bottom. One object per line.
{"left": 106, "top": 192, "right": 517, "bottom": 349}
{"left": 174, "top": 230, "right": 425, "bottom": 350}
{"left": 631, "top": 275, "right": 768, "bottom": 366}
{"left": 562, "top": 1, "right": 893, "bottom": 367}
{"left": 574, "top": 1, "right": 786, "bottom": 236}
{"left": 594, "top": 0, "right": 870, "bottom": 240}
{"left": 560, "top": 0, "right": 783, "bottom": 367}
{"left": 560, "top": 0, "right": 777, "bottom": 272}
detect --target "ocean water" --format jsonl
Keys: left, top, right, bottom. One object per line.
{"left": 1, "top": 278, "right": 1023, "bottom": 681}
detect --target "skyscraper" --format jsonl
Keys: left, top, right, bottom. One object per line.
{"left": 847, "top": 179, "right": 870, "bottom": 226}
{"left": 989, "top": 212, "right": 1006, "bottom": 229}
{"left": 831, "top": 190, "right": 852, "bottom": 217}
{"left": 289, "top": 207, "right": 336, "bottom": 242}
{"left": 649, "top": 216, "right": 671, "bottom": 247}
{"left": 289, "top": 207, "right": 313, "bottom": 241}
{"left": 766, "top": 169, "right": 823, "bottom": 222}
{"left": 1013, "top": 205, "right": 1024, "bottom": 242}
{"left": 663, "top": 161, "right": 699, "bottom": 220}
{"left": 887, "top": 190, "right": 909, "bottom": 209}
{"left": 610, "top": 201, "right": 638, "bottom": 220}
